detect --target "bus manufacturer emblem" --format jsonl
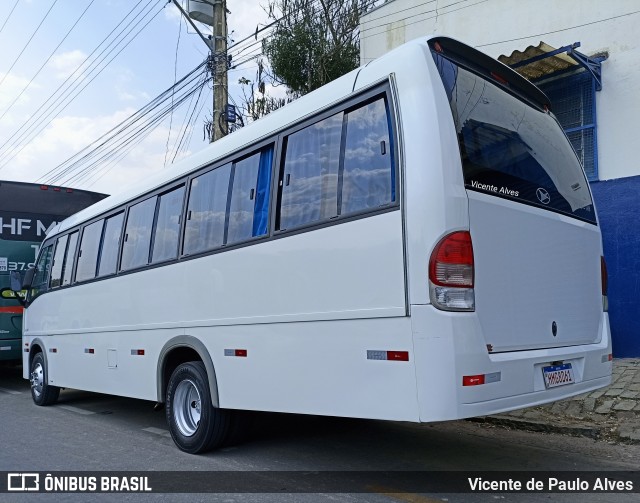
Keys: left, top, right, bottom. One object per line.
{"left": 536, "top": 188, "right": 550, "bottom": 204}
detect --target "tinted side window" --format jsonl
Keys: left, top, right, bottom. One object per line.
{"left": 151, "top": 186, "right": 185, "bottom": 264}
{"left": 121, "top": 197, "right": 156, "bottom": 271}
{"left": 227, "top": 149, "right": 273, "bottom": 244}
{"left": 97, "top": 212, "right": 124, "bottom": 277}
{"left": 279, "top": 113, "right": 343, "bottom": 230}
{"left": 341, "top": 98, "right": 394, "bottom": 214}
{"left": 76, "top": 220, "right": 104, "bottom": 282}
{"left": 49, "top": 235, "right": 68, "bottom": 288}
{"left": 183, "top": 163, "right": 231, "bottom": 255}
{"left": 62, "top": 232, "right": 78, "bottom": 286}
{"left": 31, "top": 245, "right": 53, "bottom": 299}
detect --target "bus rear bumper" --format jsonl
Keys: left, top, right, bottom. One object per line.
{"left": 455, "top": 375, "right": 611, "bottom": 419}
{"left": 411, "top": 305, "right": 613, "bottom": 422}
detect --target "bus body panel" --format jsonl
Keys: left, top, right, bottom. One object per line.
{"left": 24, "top": 315, "right": 419, "bottom": 421}
{"left": 23, "top": 211, "right": 406, "bottom": 334}
{"left": 23, "top": 211, "right": 419, "bottom": 421}
{"left": 468, "top": 191, "right": 603, "bottom": 353}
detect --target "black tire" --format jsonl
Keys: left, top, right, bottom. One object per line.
{"left": 29, "top": 352, "right": 60, "bottom": 406}
{"left": 222, "top": 410, "right": 254, "bottom": 447}
{"left": 165, "top": 361, "right": 229, "bottom": 454}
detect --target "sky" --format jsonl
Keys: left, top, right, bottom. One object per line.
{"left": 0, "top": 0, "right": 273, "bottom": 196}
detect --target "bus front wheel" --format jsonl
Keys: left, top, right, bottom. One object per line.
{"left": 166, "top": 361, "right": 229, "bottom": 454}
{"left": 29, "top": 352, "right": 60, "bottom": 406}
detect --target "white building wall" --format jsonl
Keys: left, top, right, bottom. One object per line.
{"left": 360, "top": 0, "right": 640, "bottom": 180}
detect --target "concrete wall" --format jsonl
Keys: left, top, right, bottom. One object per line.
{"left": 360, "top": 0, "right": 640, "bottom": 180}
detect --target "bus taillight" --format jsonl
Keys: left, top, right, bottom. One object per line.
{"left": 601, "top": 256, "right": 608, "bottom": 312}
{"left": 429, "top": 231, "right": 475, "bottom": 311}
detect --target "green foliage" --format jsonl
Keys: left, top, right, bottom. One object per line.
{"left": 262, "top": 0, "right": 377, "bottom": 95}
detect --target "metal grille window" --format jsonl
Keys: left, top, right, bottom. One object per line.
{"left": 537, "top": 71, "right": 598, "bottom": 180}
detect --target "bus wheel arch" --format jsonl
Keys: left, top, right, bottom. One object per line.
{"left": 157, "top": 336, "right": 220, "bottom": 408}
{"left": 28, "top": 340, "right": 60, "bottom": 406}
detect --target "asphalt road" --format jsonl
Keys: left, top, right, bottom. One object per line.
{"left": 1, "top": 361, "right": 639, "bottom": 503}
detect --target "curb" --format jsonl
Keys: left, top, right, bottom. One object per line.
{"left": 468, "top": 416, "right": 602, "bottom": 440}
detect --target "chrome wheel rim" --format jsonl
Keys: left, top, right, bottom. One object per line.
{"left": 30, "top": 362, "right": 44, "bottom": 398}
{"left": 173, "top": 379, "right": 201, "bottom": 437}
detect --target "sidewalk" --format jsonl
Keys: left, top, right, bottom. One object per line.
{"left": 475, "top": 359, "right": 640, "bottom": 444}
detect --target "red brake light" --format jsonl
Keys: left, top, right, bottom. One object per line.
{"left": 601, "top": 256, "right": 608, "bottom": 296}
{"left": 429, "top": 231, "right": 474, "bottom": 287}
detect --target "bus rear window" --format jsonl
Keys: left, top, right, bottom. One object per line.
{"left": 432, "top": 51, "right": 596, "bottom": 224}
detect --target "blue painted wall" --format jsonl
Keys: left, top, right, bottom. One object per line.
{"left": 591, "top": 175, "right": 640, "bottom": 357}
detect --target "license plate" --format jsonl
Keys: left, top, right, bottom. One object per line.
{"left": 542, "top": 363, "right": 575, "bottom": 389}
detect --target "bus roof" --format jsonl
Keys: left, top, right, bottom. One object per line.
{"left": 0, "top": 180, "right": 108, "bottom": 215}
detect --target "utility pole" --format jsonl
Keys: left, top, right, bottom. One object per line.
{"left": 171, "top": 0, "right": 228, "bottom": 142}
{"left": 211, "top": 0, "right": 228, "bottom": 142}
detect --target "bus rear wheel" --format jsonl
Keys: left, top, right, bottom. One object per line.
{"left": 166, "top": 361, "right": 229, "bottom": 454}
{"left": 29, "top": 352, "right": 60, "bottom": 406}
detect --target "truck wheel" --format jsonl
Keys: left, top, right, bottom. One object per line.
{"left": 29, "top": 352, "right": 60, "bottom": 406}
{"left": 166, "top": 361, "right": 229, "bottom": 454}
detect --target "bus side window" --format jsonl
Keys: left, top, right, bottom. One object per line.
{"left": 121, "top": 197, "right": 157, "bottom": 271}
{"left": 340, "top": 98, "right": 394, "bottom": 215}
{"left": 227, "top": 147, "right": 272, "bottom": 245}
{"left": 30, "top": 244, "right": 54, "bottom": 300}
{"left": 151, "top": 186, "right": 185, "bottom": 264}
{"left": 76, "top": 220, "right": 104, "bottom": 283}
{"left": 49, "top": 235, "right": 69, "bottom": 289}
{"left": 62, "top": 232, "right": 78, "bottom": 286}
{"left": 97, "top": 212, "right": 124, "bottom": 277}
{"left": 278, "top": 113, "right": 343, "bottom": 230}
{"left": 183, "top": 163, "right": 232, "bottom": 256}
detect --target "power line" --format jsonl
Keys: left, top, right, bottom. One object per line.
{"left": 477, "top": 9, "right": 640, "bottom": 48}
{"left": 0, "top": 0, "right": 164, "bottom": 171}
{"left": 165, "top": 14, "right": 183, "bottom": 167}
{"left": 0, "top": 0, "right": 96, "bottom": 123}
{"left": 0, "top": 0, "right": 157, "bottom": 166}
{"left": 40, "top": 61, "right": 208, "bottom": 185}
{"left": 0, "top": 0, "right": 20, "bottom": 37}
{"left": 64, "top": 77, "right": 208, "bottom": 186}
{"left": 0, "top": 0, "right": 59, "bottom": 90}
{"left": 170, "top": 73, "right": 207, "bottom": 162}
{"left": 41, "top": 61, "right": 206, "bottom": 184}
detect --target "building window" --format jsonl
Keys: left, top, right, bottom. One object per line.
{"left": 536, "top": 71, "right": 597, "bottom": 180}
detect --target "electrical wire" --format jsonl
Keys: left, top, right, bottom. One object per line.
{"left": 0, "top": 0, "right": 165, "bottom": 172}
{"left": 41, "top": 62, "right": 208, "bottom": 185}
{"left": 0, "top": 0, "right": 20, "bottom": 37}
{"left": 0, "top": 0, "right": 159, "bottom": 164}
{"left": 0, "top": 0, "right": 96, "bottom": 123}
{"left": 40, "top": 62, "right": 206, "bottom": 184}
{"left": 165, "top": 14, "right": 183, "bottom": 167}
{"left": 0, "top": 0, "right": 59, "bottom": 90}
{"left": 66, "top": 77, "right": 208, "bottom": 186}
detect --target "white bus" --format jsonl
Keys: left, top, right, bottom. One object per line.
{"left": 14, "top": 36, "right": 612, "bottom": 454}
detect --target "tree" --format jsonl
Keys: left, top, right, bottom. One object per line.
{"left": 262, "top": 0, "right": 378, "bottom": 96}
{"left": 237, "top": 59, "right": 290, "bottom": 122}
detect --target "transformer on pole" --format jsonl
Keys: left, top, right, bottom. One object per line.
{"left": 172, "top": 0, "right": 229, "bottom": 142}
